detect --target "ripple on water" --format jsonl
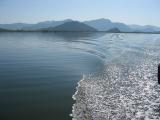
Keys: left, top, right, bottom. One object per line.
{"left": 71, "top": 34, "right": 160, "bottom": 120}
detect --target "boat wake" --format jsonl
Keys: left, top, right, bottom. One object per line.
{"left": 71, "top": 34, "right": 160, "bottom": 120}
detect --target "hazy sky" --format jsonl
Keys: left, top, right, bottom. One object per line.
{"left": 0, "top": 0, "right": 160, "bottom": 26}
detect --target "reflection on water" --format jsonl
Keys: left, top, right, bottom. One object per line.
{"left": 47, "top": 32, "right": 106, "bottom": 41}
{"left": 0, "top": 32, "right": 105, "bottom": 120}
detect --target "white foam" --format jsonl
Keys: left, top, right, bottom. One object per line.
{"left": 71, "top": 34, "right": 160, "bottom": 120}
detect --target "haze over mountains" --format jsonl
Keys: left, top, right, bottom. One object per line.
{"left": 84, "top": 18, "right": 132, "bottom": 32}
{"left": 0, "top": 18, "right": 160, "bottom": 32}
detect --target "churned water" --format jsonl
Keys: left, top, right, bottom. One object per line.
{"left": 72, "top": 33, "right": 160, "bottom": 120}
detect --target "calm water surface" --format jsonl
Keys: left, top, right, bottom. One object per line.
{"left": 0, "top": 32, "right": 104, "bottom": 120}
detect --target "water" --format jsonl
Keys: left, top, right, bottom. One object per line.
{"left": 0, "top": 32, "right": 160, "bottom": 120}
{"left": 0, "top": 32, "right": 104, "bottom": 120}
{"left": 72, "top": 33, "right": 160, "bottom": 120}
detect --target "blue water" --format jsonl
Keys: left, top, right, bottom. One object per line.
{"left": 0, "top": 32, "right": 160, "bottom": 120}
{"left": 0, "top": 32, "right": 104, "bottom": 120}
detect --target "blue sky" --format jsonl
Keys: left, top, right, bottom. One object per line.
{"left": 0, "top": 0, "right": 160, "bottom": 26}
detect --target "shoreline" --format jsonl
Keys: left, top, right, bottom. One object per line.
{"left": 0, "top": 30, "right": 160, "bottom": 34}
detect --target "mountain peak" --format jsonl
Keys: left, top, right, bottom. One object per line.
{"left": 85, "top": 18, "right": 111, "bottom": 23}
{"left": 63, "top": 19, "right": 73, "bottom": 22}
{"left": 96, "top": 18, "right": 111, "bottom": 22}
{"left": 44, "top": 21, "right": 97, "bottom": 32}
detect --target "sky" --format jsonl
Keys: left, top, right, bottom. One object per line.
{"left": 0, "top": 0, "right": 160, "bottom": 26}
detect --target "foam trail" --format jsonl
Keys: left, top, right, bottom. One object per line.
{"left": 71, "top": 34, "right": 160, "bottom": 120}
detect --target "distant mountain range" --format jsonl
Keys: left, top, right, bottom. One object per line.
{"left": 84, "top": 18, "right": 132, "bottom": 32}
{"left": 42, "top": 21, "right": 97, "bottom": 32}
{"left": 0, "top": 18, "right": 160, "bottom": 33}
{"left": 23, "top": 19, "right": 73, "bottom": 30}
{"left": 129, "top": 24, "right": 160, "bottom": 32}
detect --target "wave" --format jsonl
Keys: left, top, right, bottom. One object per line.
{"left": 71, "top": 34, "right": 160, "bottom": 120}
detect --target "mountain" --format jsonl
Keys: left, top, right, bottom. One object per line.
{"left": 84, "top": 18, "right": 132, "bottom": 32}
{"left": 0, "top": 23, "right": 32, "bottom": 30}
{"left": 0, "top": 18, "right": 160, "bottom": 33}
{"left": 0, "top": 19, "right": 72, "bottom": 30}
{"left": 0, "top": 28, "right": 9, "bottom": 32}
{"left": 129, "top": 25, "right": 160, "bottom": 32}
{"left": 43, "top": 21, "right": 97, "bottom": 32}
{"left": 22, "top": 19, "right": 73, "bottom": 30}
{"left": 107, "top": 28, "right": 121, "bottom": 33}
{"left": 155, "top": 31, "right": 160, "bottom": 34}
